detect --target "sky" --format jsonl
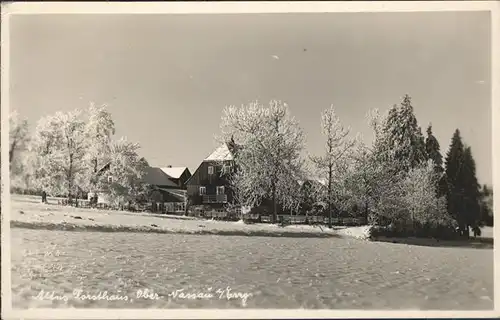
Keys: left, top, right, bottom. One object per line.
{"left": 9, "top": 12, "right": 492, "bottom": 185}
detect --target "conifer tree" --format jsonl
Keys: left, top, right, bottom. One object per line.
{"left": 425, "top": 124, "right": 447, "bottom": 196}
{"left": 444, "top": 129, "right": 466, "bottom": 234}
{"left": 377, "top": 95, "right": 427, "bottom": 173}
{"left": 373, "top": 105, "right": 398, "bottom": 169}
{"left": 425, "top": 124, "right": 443, "bottom": 169}
{"left": 462, "top": 146, "right": 481, "bottom": 232}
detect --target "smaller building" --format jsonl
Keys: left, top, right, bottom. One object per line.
{"left": 87, "top": 161, "right": 192, "bottom": 214}
{"left": 87, "top": 161, "right": 112, "bottom": 205}
{"left": 160, "top": 166, "right": 191, "bottom": 188}
{"left": 141, "top": 165, "right": 192, "bottom": 213}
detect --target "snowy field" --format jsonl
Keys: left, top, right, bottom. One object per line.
{"left": 7, "top": 195, "right": 494, "bottom": 310}
{"left": 9, "top": 194, "right": 357, "bottom": 238}
{"left": 11, "top": 228, "right": 493, "bottom": 310}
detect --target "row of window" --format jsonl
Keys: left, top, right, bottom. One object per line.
{"left": 108, "top": 176, "right": 226, "bottom": 196}
{"left": 207, "top": 165, "right": 231, "bottom": 175}
{"left": 199, "top": 186, "right": 225, "bottom": 195}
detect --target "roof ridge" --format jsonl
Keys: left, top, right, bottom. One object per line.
{"left": 204, "top": 142, "right": 234, "bottom": 161}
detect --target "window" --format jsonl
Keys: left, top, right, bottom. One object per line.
{"left": 216, "top": 186, "right": 225, "bottom": 195}
{"left": 199, "top": 186, "right": 206, "bottom": 195}
{"left": 174, "top": 202, "right": 185, "bottom": 212}
{"left": 208, "top": 166, "right": 214, "bottom": 175}
{"left": 107, "top": 176, "right": 113, "bottom": 183}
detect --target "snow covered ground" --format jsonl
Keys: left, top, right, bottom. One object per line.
{"left": 9, "top": 195, "right": 347, "bottom": 238}
{"left": 8, "top": 195, "right": 494, "bottom": 309}
{"left": 10, "top": 228, "right": 493, "bottom": 309}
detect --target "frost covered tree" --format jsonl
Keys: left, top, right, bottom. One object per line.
{"left": 29, "top": 110, "right": 87, "bottom": 203}
{"left": 311, "top": 105, "right": 355, "bottom": 228}
{"left": 363, "top": 96, "right": 428, "bottom": 226}
{"left": 295, "top": 161, "right": 327, "bottom": 218}
{"left": 357, "top": 108, "right": 409, "bottom": 225}
{"left": 83, "top": 103, "right": 115, "bottom": 197}
{"left": 97, "top": 138, "right": 148, "bottom": 207}
{"left": 55, "top": 110, "right": 88, "bottom": 203}
{"left": 401, "top": 161, "right": 454, "bottom": 233}
{"left": 9, "top": 110, "right": 29, "bottom": 164}
{"left": 28, "top": 105, "right": 148, "bottom": 208}
{"left": 219, "top": 100, "right": 306, "bottom": 224}
{"left": 227, "top": 168, "right": 259, "bottom": 209}
{"left": 376, "top": 95, "right": 427, "bottom": 173}
{"left": 8, "top": 111, "right": 32, "bottom": 192}
{"left": 9, "top": 111, "right": 30, "bottom": 188}
{"left": 28, "top": 113, "right": 64, "bottom": 198}
{"left": 344, "top": 137, "right": 381, "bottom": 222}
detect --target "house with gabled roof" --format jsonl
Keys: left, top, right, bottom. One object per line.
{"left": 160, "top": 166, "right": 191, "bottom": 188}
{"left": 185, "top": 141, "right": 238, "bottom": 208}
{"left": 186, "top": 140, "right": 323, "bottom": 217}
{"left": 88, "top": 160, "right": 191, "bottom": 213}
{"left": 141, "top": 165, "right": 191, "bottom": 212}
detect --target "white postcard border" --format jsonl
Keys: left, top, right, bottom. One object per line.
{"left": 1, "top": 1, "right": 498, "bottom": 319}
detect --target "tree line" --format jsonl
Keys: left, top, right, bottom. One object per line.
{"left": 6, "top": 96, "right": 494, "bottom": 236}
{"left": 218, "top": 95, "right": 493, "bottom": 236}
{"left": 8, "top": 104, "right": 149, "bottom": 207}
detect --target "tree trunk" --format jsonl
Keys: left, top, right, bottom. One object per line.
{"left": 328, "top": 164, "right": 333, "bottom": 229}
{"left": 272, "top": 118, "right": 279, "bottom": 225}
{"left": 90, "top": 158, "right": 98, "bottom": 202}
{"left": 9, "top": 139, "right": 18, "bottom": 163}
{"left": 68, "top": 154, "right": 73, "bottom": 206}
{"left": 364, "top": 199, "right": 369, "bottom": 222}
{"left": 364, "top": 173, "right": 369, "bottom": 223}
{"left": 272, "top": 181, "right": 277, "bottom": 224}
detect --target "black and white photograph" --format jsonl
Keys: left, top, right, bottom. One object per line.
{"left": 1, "top": 2, "right": 498, "bottom": 319}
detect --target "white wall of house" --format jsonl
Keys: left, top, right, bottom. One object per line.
{"left": 87, "top": 192, "right": 111, "bottom": 204}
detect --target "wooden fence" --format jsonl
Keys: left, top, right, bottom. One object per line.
{"left": 257, "top": 215, "right": 367, "bottom": 226}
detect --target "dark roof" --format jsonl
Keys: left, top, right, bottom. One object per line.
{"left": 142, "top": 166, "right": 178, "bottom": 188}
{"left": 96, "top": 161, "right": 111, "bottom": 175}
{"left": 160, "top": 167, "right": 190, "bottom": 179}
{"left": 157, "top": 188, "right": 187, "bottom": 202}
